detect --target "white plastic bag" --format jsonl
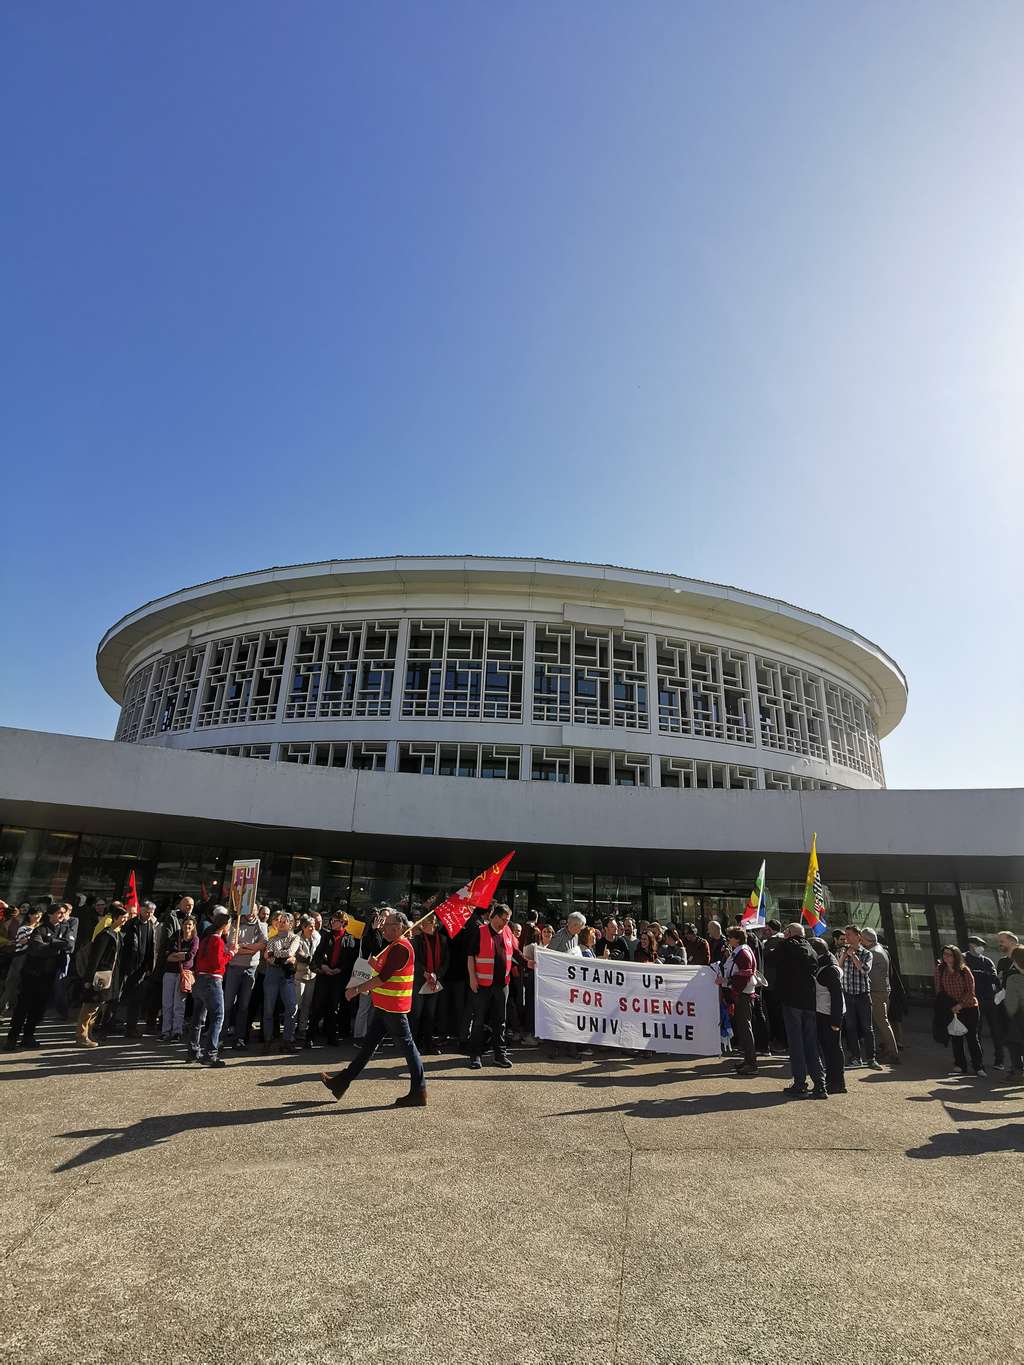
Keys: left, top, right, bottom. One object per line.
{"left": 947, "top": 1016, "right": 968, "bottom": 1037}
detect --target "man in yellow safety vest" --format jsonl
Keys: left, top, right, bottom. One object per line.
{"left": 320, "top": 908, "right": 426, "bottom": 1107}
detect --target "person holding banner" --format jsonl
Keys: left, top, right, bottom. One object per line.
{"left": 321, "top": 908, "right": 426, "bottom": 1107}
{"left": 466, "top": 904, "right": 516, "bottom": 1071}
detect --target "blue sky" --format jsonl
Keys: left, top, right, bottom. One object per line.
{"left": 2, "top": 2, "right": 1022, "bottom": 788}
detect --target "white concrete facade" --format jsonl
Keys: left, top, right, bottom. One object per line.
{"left": 1, "top": 728, "right": 1020, "bottom": 885}
{"left": 96, "top": 557, "right": 906, "bottom": 794}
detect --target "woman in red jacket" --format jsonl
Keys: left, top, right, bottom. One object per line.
{"left": 187, "top": 910, "right": 239, "bottom": 1068}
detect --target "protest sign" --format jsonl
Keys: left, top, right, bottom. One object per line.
{"left": 229, "top": 859, "right": 260, "bottom": 917}
{"left": 534, "top": 948, "right": 720, "bottom": 1055}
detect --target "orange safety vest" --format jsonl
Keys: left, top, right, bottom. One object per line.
{"left": 369, "top": 939, "right": 415, "bottom": 1014}
{"left": 474, "top": 924, "right": 515, "bottom": 988}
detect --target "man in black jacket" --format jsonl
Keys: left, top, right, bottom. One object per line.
{"left": 5, "top": 904, "right": 78, "bottom": 1049}
{"left": 775, "top": 922, "right": 826, "bottom": 1098}
{"left": 119, "top": 903, "right": 164, "bottom": 1036}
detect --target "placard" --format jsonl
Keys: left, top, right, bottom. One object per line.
{"left": 229, "top": 859, "right": 260, "bottom": 918}
{"left": 346, "top": 958, "right": 374, "bottom": 990}
{"left": 534, "top": 948, "right": 720, "bottom": 1055}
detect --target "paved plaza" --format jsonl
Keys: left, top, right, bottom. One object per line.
{"left": 1, "top": 1021, "right": 1021, "bottom": 1365}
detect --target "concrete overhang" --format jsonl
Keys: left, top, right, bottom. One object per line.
{"left": 3, "top": 729, "right": 1019, "bottom": 884}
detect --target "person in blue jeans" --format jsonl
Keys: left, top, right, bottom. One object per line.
{"left": 222, "top": 904, "right": 268, "bottom": 1049}
{"left": 187, "top": 911, "right": 239, "bottom": 1068}
{"left": 262, "top": 911, "right": 300, "bottom": 1053}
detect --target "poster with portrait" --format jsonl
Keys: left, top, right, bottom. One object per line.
{"left": 229, "top": 859, "right": 260, "bottom": 918}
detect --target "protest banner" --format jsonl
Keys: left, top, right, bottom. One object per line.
{"left": 229, "top": 859, "right": 260, "bottom": 918}
{"left": 534, "top": 948, "right": 720, "bottom": 1055}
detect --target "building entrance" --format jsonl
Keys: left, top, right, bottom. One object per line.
{"left": 882, "top": 895, "right": 964, "bottom": 996}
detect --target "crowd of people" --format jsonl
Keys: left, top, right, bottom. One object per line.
{"left": 1, "top": 891, "right": 1021, "bottom": 1102}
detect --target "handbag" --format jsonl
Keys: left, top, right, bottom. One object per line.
{"left": 947, "top": 1015, "right": 968, "bottom": 1037}
{"left": 179, "top": 967, "right": 195, "bottom": 994}
{"left": 92, "top": 969, "right": 113, "bottom": 992}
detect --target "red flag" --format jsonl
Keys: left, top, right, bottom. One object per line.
{"left": 434, "top": 852, "right": 515, "bottom": 938}
{"left": 124, "top": 870, "right": 139, "bottom": 912}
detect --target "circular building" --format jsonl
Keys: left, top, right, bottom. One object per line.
{"left": 97, "top": 556, "right": 906, "bottom": 793}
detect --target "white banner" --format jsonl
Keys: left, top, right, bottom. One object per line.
{"left": 534, "top": 948, "right": 720, "bottom": 1055}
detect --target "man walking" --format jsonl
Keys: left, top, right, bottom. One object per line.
{"left": 321, "top": 909, "right": 426, "bottom": 1108}
{"left": 775, "top": 923, "right": 827, "bottom": 1099}
{"left": 467, "top": 904, "right": 516, "bottom": 1071}
{"left": 838, "top": 925, "right": 882, "bottom": 1070}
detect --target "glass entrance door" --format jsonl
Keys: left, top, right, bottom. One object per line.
{"left": 885, "top": 898, "right": 961, "bottom": 996}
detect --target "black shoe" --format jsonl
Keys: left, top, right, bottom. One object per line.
{"left": 203, "top": 1056, "right": 226, "bottom": 1068}
{"left": 185, "top": 1047, "right": 200, "bottom": 1063}
{"left": 232, "top": 1039, "right": 247, "bottom": 1051}
{"left": 831, "top": 1085, "right": 848, "bottom": 1093}
{"left": 783, "top": 1083, "right": 809, "bottom": 1097}
{"left": 21, "top": 1036, "right": 41, "bottom": 1049}
{"left": 326, "top": 1036, "right": 340, "bottom": 1047}
{"left": 321, "top": 1073, "right": 349, "bottom": 1101}
{"left": 469, "top": 1056, "right": 483, "bottom": 1070}
{"left": 393, "top": 1089, "right": 428, "bottom": 1108}
{"left": 811, "top": 1085, "right": 828, "bottom": 1099}
{"left": 492, "top": 1056, "right": 513, "bottom": 1069}
{"left": 303, "top": 1037, "right": 315, "bottom": 1050}
{"left": 735, "top": 1064, "right": 758, "bottom": 1077}
{"left": 423, "top": 1044, "right": 440, "bottom": 1055}
{"left": 3, "top": 1035, "right": 18, "bottom": 1051}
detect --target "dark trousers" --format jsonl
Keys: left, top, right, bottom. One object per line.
{"left": 979, "top": 1002, "right": 1005, "bottom": 1066}
{"left": 783, "top": 1005, "right": 824, "bottom": 1087}
{"left": 843, "top": 992, "right": 875, "bottom": 1063}
{"left": 816, "top": 1014, "right": 846, "bottom": 1092}
{"left": 8, "top": 972, "right": 54, "bottom": 1042}
{"left": 445, "top": 978, "right": 472, "bottom": 1044}
{"left": 764, "top": 989, "right": 787, "bottom": 1047}
{"left": 309, "top": 974, "right": 345, "bottom": 1041}
{"left": 525, "top": 973, "right": 537, "bottom": 1036}
{"left": 411, "top": 987, "right": 439, "bottom": 1048}
{"left": 124, "top": 975, "right": 156, "bottom": 1031}
{"left": 469, "top": 982, "right": 509, "bottom": 1061}
{"left": 339, "top": 1006, "right": 424, "bottom": 1092}
{"left": 951, "top": 1006, "right": 984, "bottom": 1072}
{"left": 731, "top": 992, "right": 756, "bottom": 1067}
{"left": 506, "top": 973, "right": 526, "bottom": 1037}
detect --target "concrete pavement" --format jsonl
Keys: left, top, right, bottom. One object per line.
{"left": 0, "top": 1021, "right": 1021, "bottom": 1365}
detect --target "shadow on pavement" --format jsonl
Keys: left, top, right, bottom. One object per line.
{"left": 545, "top": 1087, "right": 788, "bottom": 1120}
{"left": 906, "top": 1124, "right": 1024, "bottom": 1159}
{"left": 51, "top": 1098, "right": 363, "bottom": 1172}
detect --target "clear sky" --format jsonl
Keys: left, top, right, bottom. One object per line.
{"left": 2, "top": 2, "right": 1022, "bottom": 789}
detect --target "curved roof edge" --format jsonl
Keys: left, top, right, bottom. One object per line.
{"left": 96, "top": 555, "right": 908, "bottom": 734}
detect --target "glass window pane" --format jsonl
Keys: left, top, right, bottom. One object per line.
{"left": 0, "top": 826, "right": 78, "bottom": 904}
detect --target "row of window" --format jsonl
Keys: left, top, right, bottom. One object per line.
{"left": 196, "top": 741, "right": 848, "bottom": 791}
{"left": 116, "top": 617, "right": 882, "bottom": 780}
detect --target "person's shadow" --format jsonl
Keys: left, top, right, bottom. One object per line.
{"left": 546, "top": 1087, "right": 787, "bottom": 1120}
{"left": 52, "top": 1098, "right": 384, "bottom": 1173}
{"left": 905, "top": 1088, "right": 1024, "bottom": 1160}
{"left": 907, "top": 1123, "right": 1024, "bottom": 1159}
